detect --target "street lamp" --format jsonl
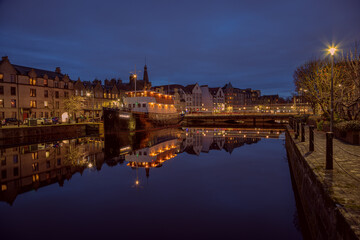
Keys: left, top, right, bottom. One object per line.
{"left": 328, "top": 46, "right": 337, "bottom": 132}
{"left": 86, "top": 91, "right": 95, "bottom": 121}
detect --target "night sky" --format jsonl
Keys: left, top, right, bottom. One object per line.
{"left": 1, "top": 0, "right": 359, "bottom": 96}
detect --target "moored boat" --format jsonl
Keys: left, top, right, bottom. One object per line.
{"left": 104, "top": 90, "right": 183, "bottom": 133}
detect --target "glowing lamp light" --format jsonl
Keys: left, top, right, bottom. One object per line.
{"left": 135, "top": 180, "right": 139, "bottom": 185}
{"left": 328, "top": 47, "right": 336, "bottom": 56}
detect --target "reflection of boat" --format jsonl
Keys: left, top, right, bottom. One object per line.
{"left": 126, "top": 138, "right": 179, "bottom": 169}
{"left": 104, "top": 90, "right": 182, "bottom": 133}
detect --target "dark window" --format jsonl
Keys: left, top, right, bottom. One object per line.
{"left": 57, "top": 158, "right": 61, "bottom": 165}
{"left": 54, "top": 81, "right": 59, "bottom": 88}
{"left": 44, "top": 90, "right": 48, "bottom": 98}
{"left": 46, "top": 161, "right": 50, "bottom": 168}
{"left": 128, "top": 104, "right": 131, "bottom": 108}
{"left": 64, "top": 92, "right": 69, "bottom": 98}
{"left": 1, "top": 159, "right": 6, "bottom": 166}
{"left": 133, "top": 104, "right": 135, "bottom": 108}
{"left": 0, "top": 86, "right": 3, "bottom": 95}
{"left": 13, "top": 155, "right": 18, "bottom": 164}
{"left": 142, "top": 103, "right": 146, "bottom": 108}
{"left": 13, "top": 167, "right": 19, "bottom": 176}
{"left": 11, "top": 87, "right": 16, "bottom": 95}
{"left": 1, "top": 170, "right": 6, "bottom": 179}
{"left": 55, "top": 91, "right": 59, "bottom": 98}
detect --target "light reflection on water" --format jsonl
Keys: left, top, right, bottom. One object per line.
{"left": 0, "top": 127, "right": 305, "bottom": 240}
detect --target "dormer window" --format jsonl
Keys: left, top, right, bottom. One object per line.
{"left": 54, "top": 81, "right": 59, "bottom": 88}
{"left": 29, "top": 78, "right": 36, "bottom": 85}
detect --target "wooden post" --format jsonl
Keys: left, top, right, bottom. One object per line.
{"left": 326, "top": 132, "right": 333, "bottom": 170}
{"left": 301, "top": 123, "right": 305, "bottom": 142}
{"left": 309, "top": 125, "right": 314, "bottom": 151}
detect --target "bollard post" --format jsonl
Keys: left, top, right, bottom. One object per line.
{"left": 326, "top": 132, "right": 333, "bottom": 170}
{"left": 294, "top": 120, "right": 299, "bottom": 139}
{"left": 289, "top": 117, "right": 293, "bottom": 129}
{"left": 309, "top": 125, "right": 314, "bottom": 151}
{"left": 301, "top": 123, "right": 305, "bottom": 142}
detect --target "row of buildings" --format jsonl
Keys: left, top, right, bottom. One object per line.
{"left": 0, "top": 56, "right": 282, "bottom": 122}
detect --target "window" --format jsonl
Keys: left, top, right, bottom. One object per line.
{"left": 30, "top": 89, "right": 36, "bottom": 97}
{"left": 55, "top": 91, "right": 59, "bottom": 98}
{"left": 75, "top": 90, "right": 78, "bottom": 96}
{"left": 30, "top": 100, "right": 37, "bottom": 108}
{"left": 44, "top": 101, "right": 48, "bottom": 108}
{"left": 57, "top": 158, "right": 61, "bottom": 165}
{"left": 44, "top": 79, "right": 48, "bottom": 86}
{"left": 1, "top": 170, "right": 6, "bottom": 179}
{"left": 103, "top": 93, "right": 107, "bottom": 98}
{"left": 11, "top": 99, "right": 16, "bottom": 108}
{"left": 1, "top": 159, "right": 5, "bottom": 166}
{"left": 29, "top": 78, "right": 36, "bottom": 85}
{"left": 32, "top": 152, "right": 38, "bottom": 160}
{"left": 13, "top": 167, "right": 19, "bottom": 176}
{"left": 64, "top": 83, "right": 68, "bottom": 89}
{"left": 0, "top": 112, "right": 4, "bottom": 119}
{"left": 32, "top": 162, "right": 39, "bottom": 172}
{"left": 142, "top": 103, "right": 146, "bottom": 108}
{"left": 81, "top": 90, "right": 83, "bottom": 96}
{"left": 11, "top": 87, "right": 16, "bottom": 95}
{"left": 0, "top": 99, "right": 3, "bottom": 108}
{"left": 13, "top": 155, "right": 18, "bottom": 164}
{"left": 45, "top": 112, "right": 49, "bottom": 118}
{"left": 55, "top": 101, "right": 59, "bottom": 109}
{"left": 46, "top": 160, "right": 50, "bottom": 168}
{"left": 44, "top": 90, "right": 48, "bottom": 98}
{"left": 40, "top": 112, "right": 43, "bottom": 117}
{"left": 64, "top": 92, "right": 69, "bottom": 98}
{"left": 128, "top": 104, "right": 131, "bottom": 108}
{"left": 0, "top": 86, "right": 3, "bottom": 94}
{"left": 0, "top": 73, "right": 3, "bottom": 82}
{"left": 10, "top": 75, "right": 16, "bottom": 83}
{"left": 54, "top": 81, "right": 59, "bottom": 88}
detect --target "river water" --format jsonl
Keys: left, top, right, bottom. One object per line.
{"left": 0, "top": 127, "right": 307, "bottom": 240}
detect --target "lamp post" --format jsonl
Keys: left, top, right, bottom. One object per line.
{"left": 328, "top": 47, "right": 336, "bottom": 132}
{"left": 86, "top": 91, "right": 95, "bottom": 121}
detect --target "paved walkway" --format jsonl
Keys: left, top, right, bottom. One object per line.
{"left": 288, "top": 125, "right": 360, "bottom": 238}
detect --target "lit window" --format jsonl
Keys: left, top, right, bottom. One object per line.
{"left": 30, "top": 100, "right": 37, "bottom": 108}
{"left": 44, "top": 79, "right": 48, "bottom": 86}
{"left": 0, "top": 99, "right": 3, "bottom": 108}
{"left": 32, "top": 152, "right": 38, "bottom": 160}
{"left": 30, "top": 89, "right": 36, "bottom": 97}
{"left": 44, "top": 101, "right": 48, "bottom": 107}
{"left": 0, "top": 73, "right": 3, "bottom": 82}
{"left": 11, "top": 99, "right": 16, "bottom": 108}
{"left": 29, "top": 78, "right": 36, "bottom": 85}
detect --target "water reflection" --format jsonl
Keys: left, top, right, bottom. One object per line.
{"left": 0, "top": 127, "right": 284, "bottom": 205}
{"left": 0, "top": 137, "right": 104, "bottom": 205}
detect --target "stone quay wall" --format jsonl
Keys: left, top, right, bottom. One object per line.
{"left": 0, "top": 124, "right": 100, "bottom": 147}
{"left": 285, "top": 128, "right": 358, "bottom": 240}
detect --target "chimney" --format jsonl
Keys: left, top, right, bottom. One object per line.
{"left": 2, "top": 56, "right": 9, "bottom": 62}
{"left": 55, "top": 67, "right": 61, "bottom": 73}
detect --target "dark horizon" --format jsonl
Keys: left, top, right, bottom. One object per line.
{"left": 1, "top": 0, "right": 359, "bottom": 97}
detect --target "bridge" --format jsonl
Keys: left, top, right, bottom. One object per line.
{"left": 182, "top": 113, "right": 298, "bottom": 126}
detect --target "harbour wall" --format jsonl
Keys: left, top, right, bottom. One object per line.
{"left": 285, "top": 129, "right": 358, "bottom": 240}
{"left": 0, "top": 124, "right": 101, "bottom": 147}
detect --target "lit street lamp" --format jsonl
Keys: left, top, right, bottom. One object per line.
{"left": 328, "top": 47, "right": 336, "bottom": 132}
{"left": 86, "top": 91, "right": 95, "bottom": 121}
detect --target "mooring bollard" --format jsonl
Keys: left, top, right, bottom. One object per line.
{"left": 301, "top": 123, "right": 305, "bottom": 142}
{"left": 309, "top": 125, "right": 314, "bottom": 151}
{"left": 326, "top": 132, "right": 333, "bottom": 170}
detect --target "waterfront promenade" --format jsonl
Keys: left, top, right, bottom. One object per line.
{"left": 287, "top": 125, "right": 360, "bottom": 239}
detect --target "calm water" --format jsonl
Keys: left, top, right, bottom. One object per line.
{"left": 0, "top": 127, "right": 306, "bottom": 240}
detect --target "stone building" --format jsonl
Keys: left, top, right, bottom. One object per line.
{"left": 209, "top": 87, "right": 225, "bottom": 112}
{"left": 0, "top": 56, "right": 73, "bottom": 122}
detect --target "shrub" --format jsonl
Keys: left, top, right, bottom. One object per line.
{"left": 317, "top": 120, "right": 324, "bottom": 131}
{"left": 335, "top": 120, "right": 360, "bottom": 132}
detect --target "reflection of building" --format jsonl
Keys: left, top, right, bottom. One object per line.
{"left": 0, "top": 137, "right": 104, "bottom": 205}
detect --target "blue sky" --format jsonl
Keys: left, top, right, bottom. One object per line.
{"left": 1, "top": 0, "right": 359, "bottom": 96}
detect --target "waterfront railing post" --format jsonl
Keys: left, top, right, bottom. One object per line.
{"left": 309, "top": 125, "right": 314, "bottom": 151}
{"left": 301, "top": 123, "right": 305, "bottom": 142}
{"left": 294, "top": 120, "right": 299, "bottom": 139}
{"left": 326, "top": 132, "right": 333, "bottom": 169}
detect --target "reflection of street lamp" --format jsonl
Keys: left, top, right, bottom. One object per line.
{"left": 86, "top": 91, "right": 95, "bottom": 121}
{"left": 328, "top": 47, "right": 337, "bottom": 132}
